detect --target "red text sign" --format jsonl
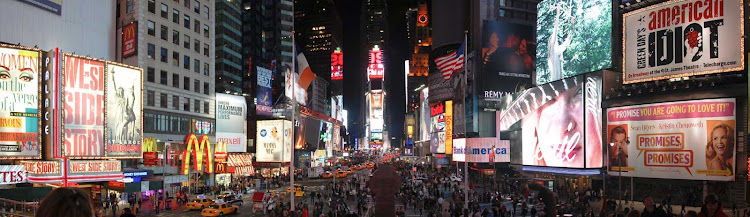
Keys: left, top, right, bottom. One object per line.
{"left": 69, "top": 160, "right": 121, "bottom": 174}
{"left": 63, "top": 56, "right": 105, "bottom": 157}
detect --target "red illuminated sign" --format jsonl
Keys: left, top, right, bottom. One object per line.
{"left": 331, "top": 50, "right": 343, "bottom": 80}
{"left": 367, "top": 47, "right": 384, "bottom": 79}
{"left": 122, "top": 22, "right": 137, "bottom": 58}
{"left": 69, "top": 160, "right": 121, "bottom": 174}
{"left": 430, "top": 102, "right": 445, "bottom": 116}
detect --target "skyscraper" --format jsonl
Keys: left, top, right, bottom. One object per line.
{"left": 405, "top": 1, "right": 431, "bottom": 144}
{"left": 216, "top": 0, "right": 243, "bottom": 94}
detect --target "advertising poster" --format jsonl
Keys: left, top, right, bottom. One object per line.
{"left": 331, "top": 50, "right": 343, "bottom": 80}
{"left": 481, "top": 20, "right": 533, "bottom": 100}
{"left": 623, "top": 0, "right": 744, "bottom": 84}
{"left": 284, "top": 65, "right": 307, "bottom": 106}
{"left": 606, "top": 98, "right": 736, "bottom": 181}
{"left": 536, "top": 0, "right": 612, "bottom": 85}
{"left": 430, "top": 102, "right": 446, "bottom": 153}
{"left": 452, "top": 138, "right": 466, "bottom": 162}
{"left": 294, "top": 118, "right": 306, "bottom": 150}
{"left": 256, "top": 120, "right": 292, "bottom": 162}
{"left": 452, "top": 138, "right": 510, "bottom": 163}
{"left": 105, "top": 64, "right": 142, "bottom": 158}
{"left": 63, "top": 55, "right": 105, "bottom": 158}
{"left": 0, "top": 46, "right": 40, "bottom": 158}
{"left": 0, "top": 165, "right": 27, "bottom": 185}
{"left": 256, "top": 66, "right": 273, "bottom": 116}
{"left": 216, "top": 93, "right": 247, "bottom": 152}
{"left": 122, "top": 22, "right": 137, "bottom": 58}
{"left": 419, "top": 89, "right": 430, "bottom": 141}
{"left": 521, "top": 75, "right": 602, "bottom": 168}
{"left": 368, "top": 47, "right": 384, "bottom": 79}
{"left": 445, "top": 101, "right": 453, "bottom": 154}
{"left": 18, "top": 0, "right": 62, "bottom": 15}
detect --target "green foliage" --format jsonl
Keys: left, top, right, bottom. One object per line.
{"left": 535, "top": 0, "right": 612, "bottom": 85}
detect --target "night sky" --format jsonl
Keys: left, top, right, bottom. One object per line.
{"left": 335, "top": 0, "right": 412, "bottom": 147}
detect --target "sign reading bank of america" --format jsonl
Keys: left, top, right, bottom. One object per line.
{"left": 452, "top": 138, "right": 509, "bottom": 163}
{"left": 623, "top": 0, "right": 745, "bottom": 84}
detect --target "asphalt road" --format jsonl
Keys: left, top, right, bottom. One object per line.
{"left": 140, "top": 169, "right": 371, "bottom": 217}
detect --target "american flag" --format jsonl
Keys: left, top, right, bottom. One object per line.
{"left": 435, "top": 41, "right": 465, "bottom": 81}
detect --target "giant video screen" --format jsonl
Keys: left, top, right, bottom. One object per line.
{"left": 606, "top": 98, "right": 736, "bottom": 181}
{"left": 536, "top": 0, "right": 612, "bottom": 85}
{"left": 521, "top": 75, "right": 602, "bottom": 168}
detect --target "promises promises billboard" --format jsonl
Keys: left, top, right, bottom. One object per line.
{"left": 105, "top": 64, "right": 142, "bottom": 158}
{"left": 216, "top": 93, "right": 247, "bottom": 152}
{"left": 256, "top": 120, "right": 292, "bottom": 162}
{"left": 0, "top": 46, "right": 41, "bottom": 159}
{"left": 623, "top": 0, "right": 744, "bottom": 84}
{"left": 606, "top": 98, "right": 736, "bottom": 181}
{"left": 63, "top": 55, "right": 105, "bottom": 158}
{"left": 536, "top": 0, "right": 612, "bottom": 85}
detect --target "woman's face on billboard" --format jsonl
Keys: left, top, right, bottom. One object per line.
{"left": 535, "top": 84, "right": 584, "bottom": 167}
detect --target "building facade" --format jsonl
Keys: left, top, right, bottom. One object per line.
{"left": 216, "top": 0, "right": 243, "bottom": 94}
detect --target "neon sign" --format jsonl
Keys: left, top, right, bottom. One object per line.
{"left": 367, "top": 46, "right": 384, "bottom": 79}
{"left": 214, "top": 142, "right": 228, "bottom": 162}
{"left": 182, "top": 134, "right": 214, "bottom": 174}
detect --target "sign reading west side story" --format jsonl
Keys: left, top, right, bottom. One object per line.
{"left": 623, "top": 0, "right": 744, "bottom": 84}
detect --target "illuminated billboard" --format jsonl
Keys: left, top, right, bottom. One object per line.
{"left": 216, "top": 93, "right": 247, "bottom": 152}
{"left": 623, "top": 0, "right": 744, "bottom": 84}
{"left": 256, "top": 66, "right": 273, "bottom": 116}
{"left": 256, "top": 120, "right": 292, "bottom": 162}
{"left": 520, "top": 75, "right": 602, "bottom": 168}
{"left": 122, "top": 22, "right": 137, "bottom": 58}
{"left": 367, "top": 46, "right": 384, "bottom": 79}
{"left": 536, "top": 0, "right": 612, "bottom": 85}
{"left": 430, "top": 102, "right": 446, "bottom": 153}
{"left": 481, "top": 20, "right": 533, "bottom": 100}
{"left": 0, "top": 45, "right": 41, "bottom": 159}
{"left": 63, "top": 55, "right": 105, "bottom": 158}
{"left": 607, "top": 98, "right": 736, "bottom": 181}
{"left": 105, "top": 64, "right": 143, "bottom": 158}
{"left": 331, "top": 49, "right": 343, "bottom": 80}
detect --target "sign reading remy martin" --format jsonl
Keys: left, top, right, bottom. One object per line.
{"left": 536, "top": 0, "right": 612, "bottom": 85}
{"left": 105, "top": 63, "right": 142, "bottom": 158}
{"left": 623, "top": 0, "right": 744, "bottom": 84}
{"left": 0, "top": 45, "right": 41, "bottom": 159}
{"left": 481, "top": 21, "right": 534, "bottom": 100}
{"left": 62, "top": 55, "right": 105, "bottom": 158}
{"left": 215, "top": 93, "right": 247, "bottom": 152}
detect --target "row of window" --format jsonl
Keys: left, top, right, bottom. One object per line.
{"left": 146, "top": 67, "right": 210, "bottom": 95}
{"left": 147, "top": 20, "right": 210, "bottom": 57}
{"left": 149, "top": 0, "right": 209, "bottom": 20}
{"left": 143, "top": 112, "right": 215, "bottom": 135}
{"left": 149, "top": 0, "right": 211, "bottom": 38}
{"left": 145, "top": 90, "right": 210, "bottom": 114}
{"left": 146, "top": 43, "right": 210, "bottom": 75}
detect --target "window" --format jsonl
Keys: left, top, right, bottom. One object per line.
{"left": 194, "top": 0, "right": 200, "bottom": 13}
{"left": 146, "top": 90, "right": 155, "bottom": 106}
{"left": 203, "top": 63, "right": 209, "bottom": 75}
{"left": 194, "top": 99, "right": 200, "bottom": 112}
{"left": 184, "top": 0, "right": 190, "bottom": 8}
{"left": 147, "top": 43, "right": 155, "bottom": 59}
{"left": 172, "top": 74, "right": 179, "bottom": 88}
{"left": 184, "top": 35, "right": 190, "bottom": 49}
{"left": 160, "top": 93, "right": 168, "bottom": 108}
{"left": 194, "top": 59, "right": 200, "bottom": 73}
{"left": 160, "top": 25, "right": 167, "bottom": 40}
{"left": 147, "top": 20, "right": 155, "bottom": 36}
{"left": 183, "top": 97, "right": 190, "bottom": 111}
{"left": 161, "top": 3, "right": 168, "bottom": 18}
{"left": 173, "top": 95, "right": 180, "bottom": 110}
{"left": 148, "top": 0, "right": 155, "bottom": 13}
{"left": 160, "top": 70, "right": 168, "bottom": 85}
{"left": 194, "top": 20, "right": 200, "bottom": 33}
{"left": 173, "top": 9, "right": 179, "bottom": 23}
{"left": 172, "top": 51, "right": 179, "bottom": 66}
{"left": 203, "top": 43, "right": 208, "bottom": 56}
{"left": 172, "top": 30, "right": 179, "bottom": 44}
{"left": 204, "top": 101, "right": 209, "bottom": 114}
{"left": 194, "top": 39, "right": 200, "bottom": 52}
{"left": 203, "top": 6, "right": 209, "bottom": 19}
{"left": 183, "top": 77, "right": 190, "bottom": 90}
{"left": 126, "top": 0, "right": 133, "bottom": 13}
{"left": 184, "top": 15, "right": 190, "bottom": 29}
{"left": 194, "top": 80, "right": 200, "bottom": 93}
{"left": 184, "top": 55, "right": 190, "bottom": 69}
{"left": 116, "top": 2, "right": 120, "bottom": 18}
{"left": 203, "top": 82, "right": 209, "bottom": 95}
{"left": 147, "top": 67, "right": 155, "bottom": 82}
{"left": 203, "top": 24, "right": 209, "bottom": 38}
{"left": 160, "top": 47, "right": 167, "bottom": 63}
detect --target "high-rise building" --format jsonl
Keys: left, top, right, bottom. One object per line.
{"left": 215, "top": 0, "right": 243, "bottom": 94}
{"left": 117, "top": 0, "right": 216, "bottom": 142}
{"left": 405, "top": 1, "right": 431, "bottom": 144}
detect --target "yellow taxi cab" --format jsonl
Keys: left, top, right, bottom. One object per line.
{"left": 346, "top": 169, "right": 354, "bottom": 175}
{"left": 335, "top": 170, "right": 347, "bottom": 178}
{"left": 365, "top": 163, "right": 375, "bottom": 169}
{"left": 351, "top": 165, "right": 362, "bottom": 170}
{"left": 285, "top": 184, "right": 305, "bottom": 197}
{"left": 187, "top": 198, "right": 216, "bottom": 210}
{"left": 200, "top": 203, "right": 239, "bottom": 217}
{"left": 321, "top": 171, "right": 333, "bottom": 178}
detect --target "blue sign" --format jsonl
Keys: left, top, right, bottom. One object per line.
{"left": 124, "top": 171, "right": 149, "bottom": 177}
{"left": 256, "top": 66, "right": 273, "bottom": 116}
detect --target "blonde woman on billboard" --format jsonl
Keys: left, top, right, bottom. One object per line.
{"left": 705, "top": 122, "right": 734, "bottom": 175}
{"left": 547, "top": 1, "right": 577, "bottom": 81}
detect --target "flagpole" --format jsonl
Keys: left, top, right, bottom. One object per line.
{"left": 463, "top": 30, "right": 469, "bottom": 212}
{"left": 290, "top": 31, "right": 296, "bottom": 212}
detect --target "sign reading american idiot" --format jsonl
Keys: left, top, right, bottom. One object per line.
{"left": 63, "top": 55, "right": 105, "bottom": 157}
{"left": 623, "top": 0, "right": 744, "bottom": 84}
{"left": 606, "top": 98, "right": 736, "bottom": 181}
{"left": 0, "top": 45, "right": 41, "bottom": 159}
